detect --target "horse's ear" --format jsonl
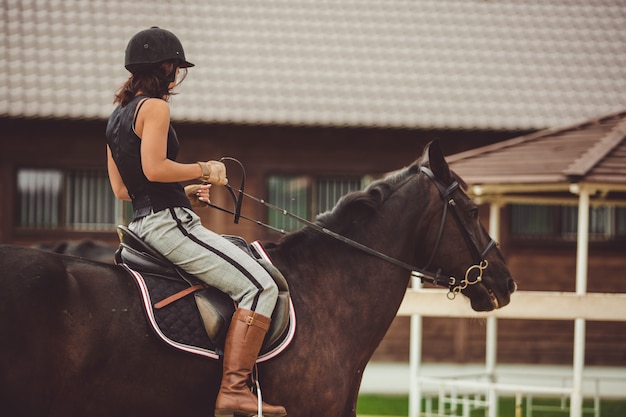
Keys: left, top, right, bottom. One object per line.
{"left": 421, "top": 139, "right": 452, "bottom": 183}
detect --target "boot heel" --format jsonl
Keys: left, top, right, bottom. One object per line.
{"left": 214, "top": 410, "right": 234, "bottom": 417}
{"left": 215, "top": 408, "right": 285, "bottom": 417}
{"left": 214, "top": 411, "right": 258, "bottom": 417}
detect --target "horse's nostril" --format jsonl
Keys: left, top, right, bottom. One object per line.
{"left": 507, "top": 278, "right": 517, "bottom": 293}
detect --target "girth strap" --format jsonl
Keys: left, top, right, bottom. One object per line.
{"left": 154, "top": 284, "right": 208, "bottom": 309}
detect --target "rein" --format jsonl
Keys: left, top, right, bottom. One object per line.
{"left": 208, "top": 159, "right": 495, "bottom": 298}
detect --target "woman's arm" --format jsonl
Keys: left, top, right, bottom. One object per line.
{"left": 106, "top": 146, "right": 131, "bottom": 201}
{"left": 136, "top": 98, "right": 203, "bottom": 183}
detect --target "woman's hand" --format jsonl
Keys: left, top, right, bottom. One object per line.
{"left": 197, "top": 160, "right": 228, "bottom": 185}
{"left": 185, "top": 183, "right": 211, "bottom": 208}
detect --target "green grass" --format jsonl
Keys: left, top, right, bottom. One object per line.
{"left": 356, "top": 394, "right": 626, "bottom": 417}
{"left": 357, "top": 394, "right": 409, "bottom": 416}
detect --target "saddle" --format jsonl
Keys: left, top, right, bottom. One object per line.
{"left": 115, "top": 225, "right": 294, "bottom": 361}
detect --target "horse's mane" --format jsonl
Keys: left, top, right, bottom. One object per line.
{"left": 276, "top": 162, "right": 421, "bottom": 247}
{"left": 320, "top": 164, "right": 420, "bottom": 225}
{"left": 274, "top": 156, "right": 469, "bottom": 250}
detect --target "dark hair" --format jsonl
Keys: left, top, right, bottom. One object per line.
{"left": 113, "top": 60, "right": 187, "bottom": 106}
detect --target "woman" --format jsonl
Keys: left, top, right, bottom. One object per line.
{"left": 105, "top": 27, "right": 286, "bottom": 417}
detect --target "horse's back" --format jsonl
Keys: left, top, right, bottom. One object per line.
{"left": 0, "top": 245, "right": 220, "bottom": 417}
{"left": 0, "top": 245, "right": 136, "bottom": 416}
{"left": 0, "top": 246, "right": 70, "bottom": 415}
{"left": 0, "top": 244, "right": 127, "bottom": 321}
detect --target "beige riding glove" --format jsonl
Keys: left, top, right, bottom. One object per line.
{"left": 184, "top": 184, "right": 208, "bottom": 208}
{"left": 197, "top": 160, "right": 228, "bottom": 185}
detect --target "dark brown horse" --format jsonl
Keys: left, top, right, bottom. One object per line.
{"left": 33, "top": 240, "right": 117, "bottom": 264}
{"left": 0, "top": 141, "right": 515, "bottom": 417}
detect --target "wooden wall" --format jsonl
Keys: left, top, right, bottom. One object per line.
{"left": 4, "top": 116, "right": 625, "bottom": 366}
{"left": 0, "top": 117, "right": 512, "bottom": 246}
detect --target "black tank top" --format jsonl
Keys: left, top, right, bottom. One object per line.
{"left": 106, "top": 95, "right": 191, "bottom": 220}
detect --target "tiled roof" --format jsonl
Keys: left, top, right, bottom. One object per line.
{"left": 447, "top": 109, "right": 626, "bottom": 188}
{"left": 2, "top": 0, "right": 625, "bottom": 130}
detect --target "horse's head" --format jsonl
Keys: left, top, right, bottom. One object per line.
{"left": 416, "top": 140, "right": 516, "bottom": 311}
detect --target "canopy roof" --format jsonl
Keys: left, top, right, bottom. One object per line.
{"left": 447, "top": 110, "right": 626, "bottom": 204}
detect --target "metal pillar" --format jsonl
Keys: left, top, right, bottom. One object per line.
{"left": 486, "top": 203, "right": 502, "bottom": 417}
{"left": 409, "top": 278, "right": 423, "bottom": 417}
{"left": 571, "top": 186, "right": 590, "bottom": 417}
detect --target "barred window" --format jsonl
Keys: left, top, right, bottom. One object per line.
{"left": 512, "top": 203, "right": 626, "bottom": 241}
{"left": 267, "top": 176, "right": 311, "bottom": 232}
{"left": 316, "top": 177, "right": 363, "bottom": 215}
{"left": 17, "top": 169, "right": 63, "bottom": 228}
{"left": 16, "top": 168, "right": 129, "bottom": 231}
{"left": 267, "top": 175, "right": 365, "bottom": 232}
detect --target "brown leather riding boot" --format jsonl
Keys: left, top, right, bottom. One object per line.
{"left": 215, "top": 308, "right": 287, "bottom": 417}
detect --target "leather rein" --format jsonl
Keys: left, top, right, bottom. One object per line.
{"left": 209, "top": 158, "right": 496, "bottom": 298}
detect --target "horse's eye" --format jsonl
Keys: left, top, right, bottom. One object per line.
{"left": 469, "top": 207, "right": 479, "bottom": 220}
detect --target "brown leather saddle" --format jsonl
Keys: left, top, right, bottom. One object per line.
{"left": 115, "top": 225, "right": 293, "bottom": 360}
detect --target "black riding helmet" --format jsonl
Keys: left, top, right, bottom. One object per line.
{"left": 124, "top": 26, "right": 194, "bottom": 74}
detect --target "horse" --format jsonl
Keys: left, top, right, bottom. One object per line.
{"left": 0, "top": 140, "right": 516, "bottom": 417}
{"left": 33, "top": 240, "right": 118, "bottom": 264}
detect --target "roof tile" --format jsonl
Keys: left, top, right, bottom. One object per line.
{"left": 2, "top": 0, "right": 625, "bottom": 130}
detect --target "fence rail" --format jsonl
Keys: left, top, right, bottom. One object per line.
{"left": 397, "top": 289, "right": 626, "bottom": 321}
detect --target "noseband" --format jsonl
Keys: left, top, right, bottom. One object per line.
{"left": 419, "top": 166, "right": 497, "bottom": 298}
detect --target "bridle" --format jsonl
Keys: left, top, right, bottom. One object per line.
{"left": 419, "top": 166, "right": 497, "bottom": 298}
{"left": 209, "top": 159, "right": 497, "bottom": 299}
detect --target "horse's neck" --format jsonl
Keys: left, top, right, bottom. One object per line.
{"left": 269, "top": 230, "right": 410, "bottom": 321}
{"left": 268, "top": 234, "right": 410, "bottom": 385}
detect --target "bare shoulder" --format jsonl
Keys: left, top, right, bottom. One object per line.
{"left": 140, "top": 97, "right": 170, "bottom": 117}
{"left": 134, "top": 97, "right": 170, "bottom": 137}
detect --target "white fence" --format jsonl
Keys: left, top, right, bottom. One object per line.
{"left": 398, "top": 289, "right": 626, "bottom": 417}
{"left": 398, "top": 290, "right": 626, "bottom": 321}
{"left": 392, "top": 191, "right": 626, "bottom": 417}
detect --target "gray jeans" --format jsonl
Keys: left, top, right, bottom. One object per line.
{"left": 129, "top": 207, "right": 278, "bottom": 317}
